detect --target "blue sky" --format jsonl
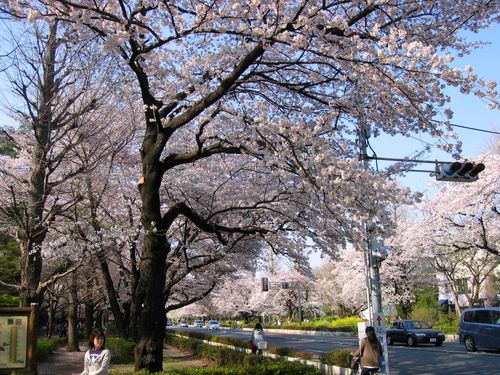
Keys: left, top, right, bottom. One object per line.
{"left": 369, "top": 23, "right": 500, "bottom": 194}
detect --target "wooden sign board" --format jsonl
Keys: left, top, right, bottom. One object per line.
{"left": 0, "top": 306, "right": 37, "bottom": 375}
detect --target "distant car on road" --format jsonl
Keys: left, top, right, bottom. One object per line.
{"left": 194, "top": 320, "right": 203, "bottom": 328}
{"left": 179, "top": 319, "right": 188, "bottom": 327}
{"left": 386, "top": 320, "right": 445, "bottom": 347}
{"left": 459, "top": 307, "right": 500, "bottom": 352}
{"left": 207, "top": 320, "right": 220, "bottom": 330}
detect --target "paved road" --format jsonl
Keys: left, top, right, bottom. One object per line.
{"left": 175, "top": 327, "right": 500, "bottom": 375}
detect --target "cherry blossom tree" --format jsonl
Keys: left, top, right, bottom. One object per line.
{"left": 392, "top": 152, "right": 500, "bottom": 315}
{"left": 329, "top": 246, "right": 368, "bottom": 316}
{"left": 382, "top": 207, "right": 434, "bottom": 318}
{"left": 0, "top": 17, "right": 121, "bottom": 307}
{"left": 3, "top": 0, "right": 499, "bottom": 370}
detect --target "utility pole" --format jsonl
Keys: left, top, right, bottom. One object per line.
{"left": 358, "top": 122, "right": 383, "bottom": 320}
{"left": 359, "top": 122, "right": 390, "bottom": 375}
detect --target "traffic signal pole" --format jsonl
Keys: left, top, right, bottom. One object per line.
{"left": 359, "top": 122, "right": 390, "bottom": 375}
{"left": 358, "top": 122, "right": 383, "bottom": 320}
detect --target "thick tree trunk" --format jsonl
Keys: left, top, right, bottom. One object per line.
{"left": 127, "top": 243, "right": 140, "bottom": 340}
{"left": 67, "top": 274, "right": 80, "bottom": 352}
{"left": 84, "top": 302, "right": 94, "bottom": 338}
{"left": 19, "top": 241, "right": 44, "bottom": 307}
{"left": 97, "top": 251, "right": 127, "bottom": 337}
{"left": 133, "top": 231, "right": 168, "bottom": 372}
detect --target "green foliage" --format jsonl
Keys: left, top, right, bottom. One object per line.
{"left": 433, "top": 314, "right": 460, "bottom": 334}
{"left": 410, "top": 286, "right": 439, "bottom": 324}
{"left": 0, "top": 235, "right": 21, "bottom": 298}
{"left": 268, "top": 346, "right": 294, "bottom": 357}
{"left": 320, "top": 349, "right": 351, "bottom": 368}
{"left": 0, "top": 293, "right": 19, "bottom": 306}
{"left": 110, "top": 361, "right": 319, "bottom": 375}
{"left": 267, "top": 316, "right": 361, "bottom": 333}
{"left": 107, "top": 337, "right": 136, "bottom": 364}
{"left": 410, "top": 286, "right": 439, "bottom": 322}
{"left": 167, "top": 329, "right": 315, "bottom": 362}
{"left": 164, "top": 335, "right": 320, "bottom": 375}
{"left": 37, "top": 337, "right": 66, "bottom": 362}
{"left": 0, "top": 133, "right": 17, "bottom": 158}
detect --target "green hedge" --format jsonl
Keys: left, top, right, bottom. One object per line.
{"left": 107, "top": 337, "right": 136, "bottom": 364}
{"left": 167, "top": 330, "right": 314, "bottom": 361}
{"left": 163, "top": 335, "right": 320, "bottom": 375}
{"left": 265, "top": 316, "right": 362, "bottom": 333}
{"left": 321, "top": 349, "right": 351, "bottom": 368}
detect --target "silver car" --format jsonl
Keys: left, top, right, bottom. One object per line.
{"left": 207, "top": 320, "right": 220, "bottom": 330}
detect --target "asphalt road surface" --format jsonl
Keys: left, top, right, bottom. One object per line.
{"left": 174, "top": 327, "right": 500, "bottom": 375}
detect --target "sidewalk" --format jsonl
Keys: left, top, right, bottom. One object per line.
{"left": 38, "top": 345, "right": 208, "bottom": 375}
{"left": 38, "top": 345, "right": 85, "bottom": 375}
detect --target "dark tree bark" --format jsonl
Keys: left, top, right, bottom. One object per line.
{"left": 84, "top": 301, "right": 94, "bottom": 338}
{"left": 129, "top": 39, "right": 265, "bottom": 371}
{"left": 67, "top": 273, "right": 80, "bottom": 352}
{"left": 133, "top": 231, "right": 168, "bottom": 371}
{"left": 96, "top": 251, "right": 127, "bottom": 337}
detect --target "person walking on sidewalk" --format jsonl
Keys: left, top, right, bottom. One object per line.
{"left": 351, "top": 326, "right": 382, "bottom": 375}
{"left": 73, "top": 328, "right": 111, "bottom": 375}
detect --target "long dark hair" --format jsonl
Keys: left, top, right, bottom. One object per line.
{"left": 254, "top": 322, "right": 263, "bottom": 331}
{"left": 365, "top": 326, "right": 378, "bottom": 344}
{"left": 88, "top": 328, "right": 106, "bottom": 349}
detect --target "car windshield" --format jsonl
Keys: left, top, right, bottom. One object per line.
{"left": 406, "top": 320, "right": 431, "bottom": 329}
{"left": 209, "top": 320, "right": 218, "bottom": 324}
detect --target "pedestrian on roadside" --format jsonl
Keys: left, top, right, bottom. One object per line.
{"left": 351, "top": 326, "right": 382, "bottom": 375}
{"left": 72, "top": 328, "right": 111, "bottom": 375}
{"left": 250, "top": 322, "right": 267, "bottom": 355}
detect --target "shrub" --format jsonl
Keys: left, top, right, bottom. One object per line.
{"left": 107, "top": 337, "right": 135, "bottom": 364}
{"left": 433, "top": 314, "right": 460, "bottom": 334}
{"left": 266, "top": 316, "right": 362, "bottom": 333}
{"left": 410, "top": 287, "right": 439, "bottom": 324}
{"left": 268, "top": 346, "right": 294, "bottom": 357}
{"left": 37, "top": 338, "right": 65, "bottom": 362}
{"left": 321, "top": 349, "right": 351, "bottom": 368}
{"left": 165, "top": 335, "right": 320, "bottom": 374}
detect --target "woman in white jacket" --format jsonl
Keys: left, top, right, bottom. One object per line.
{"left": 250, "top": 322, "right": 267, "bottom": 355}
{"left": 74, "top": 328, "right": 111, "bottom": 375}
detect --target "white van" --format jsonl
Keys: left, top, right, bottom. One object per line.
{"left": 459, "top": 307, "right": 500, "bottom": 352}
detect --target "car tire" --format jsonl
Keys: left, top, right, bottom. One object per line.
{"left": 387, "top": 335, "right": 394, "bottom": 346}
{"left": 407, "top": 336, "right": 417, "bottom": 347}
{"left": 435, "top": 341, "right": 443, "bottom": 347}
{"left": 464, "top": 336, "right": 477, "bottom": 352}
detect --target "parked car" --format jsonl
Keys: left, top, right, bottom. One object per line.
{"left": 166, "top": 319, "right": 174, "bottom": 327}
{"left": 459, "top": 307, "right": 500, "bottom": 352}
{"left": 207, "top": 320, "right": 220, "bottom": 330}
{"left": 386, "top": 320, "right": 445, "bottom": 347}
{"left": 179, "top": 319, "right": 188, "bottom": 327}
{"left": 194, "top": 320, "right": 203, "bottom": 328}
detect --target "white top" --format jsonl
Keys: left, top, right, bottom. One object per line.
{"left": 79, "top": 348, "right": 111, "bottom": 375}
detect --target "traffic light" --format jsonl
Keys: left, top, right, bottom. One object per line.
{"left": 435, "top": 161, "right": 485, "bottom": 182}
{"left": 261, "top": 277, "right": 269, "bottom": 292}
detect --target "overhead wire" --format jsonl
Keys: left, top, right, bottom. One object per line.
{"left": 431, "top": 120, "right": 500, "bottom": 135}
